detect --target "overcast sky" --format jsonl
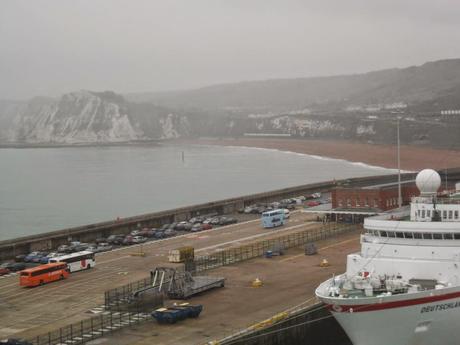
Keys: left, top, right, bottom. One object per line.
{"left": 1, "top": 0, "right": 460, "bottom": 100}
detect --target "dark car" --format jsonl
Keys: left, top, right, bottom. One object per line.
{"left": 164, "top": 229, "right": 177, "bottom": 237}
{"left": 4, "top": 262, "right": 26, "bottom": 272}
{"left": 31, "top": 252, "right": 49, "bottom": 263}
{"left": 107, "top": 234, "right": 125, "bottom": 245}
{"left": 0, "top": 339, "right": 33, "bottom": 345}
{"left": 24, "top": 251, "right": 47, "bottom": 263}
{"left": 201, "top": 223, "right": 213, "bottom": 230}
{"left": 122, "top": 235, "right": 134, "bottom": 245}
{"left": 154, "top": 230, "right": 165, "bottom": 239}
{"left": 0, "top": 264, "right": 10, "bottom": 276}
{"left": 95, "top": 237, "right": 107, "bottom": 244}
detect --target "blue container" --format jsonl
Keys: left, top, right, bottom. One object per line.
{"left": 171, "top": 304, "right": 203, "bottom": 318}
{"left": 265, "top": 250, "right": 273, "bottom": 258}
{"left": 151, "top": 308, "right": 184, "bottom": 324}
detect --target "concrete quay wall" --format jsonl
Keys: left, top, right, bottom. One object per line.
{"left": 0, "top": 172, "right": 424, "bottom": 261}
{"left": 220, "top": 303, "right": 351, "bottom": 345}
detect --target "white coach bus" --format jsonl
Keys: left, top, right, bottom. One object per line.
{"left": 49, "top": 251, "right": 96, "bottom": 272}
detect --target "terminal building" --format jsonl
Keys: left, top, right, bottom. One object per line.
{"left": 331, "top": 180, "right": 419, "bottom": 212}
{"left": 304, "top": 180, "right": 420, "bottom": 224}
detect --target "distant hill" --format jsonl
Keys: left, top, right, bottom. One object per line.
{"left": 2, "top": 59, "right": 460, "bottom": 147}
{"left": 126, "top": 59, "right": 460, "bottom": 113}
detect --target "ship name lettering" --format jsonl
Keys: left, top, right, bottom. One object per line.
{"left": 421, "top": 301, "right": 460, "bottom": 313}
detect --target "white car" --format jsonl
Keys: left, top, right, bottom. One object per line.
{"left": 283, "top": 209, "right": 290, "bottom": 219}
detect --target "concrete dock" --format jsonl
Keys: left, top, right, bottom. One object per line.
{"left": 0, "top": 210, "right": 360, "bottom": 344}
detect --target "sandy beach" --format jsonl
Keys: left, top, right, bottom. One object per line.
{"left": 176, "top": 138, "right": 460, "bottom": 171}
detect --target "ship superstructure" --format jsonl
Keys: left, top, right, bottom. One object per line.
{"left": 316, "top": 169, "right": 460, "bottom": 345}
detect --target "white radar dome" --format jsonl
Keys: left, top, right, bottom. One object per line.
{"left": 415, "top": 169, "right": 441, "bottom": 195}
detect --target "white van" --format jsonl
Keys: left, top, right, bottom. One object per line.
{"left": 283, "top": 209, "right": 290, "bottom": 219}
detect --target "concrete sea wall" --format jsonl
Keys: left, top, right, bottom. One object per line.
{"left": 4, "top": 169, "right": 460, "bottom": 261}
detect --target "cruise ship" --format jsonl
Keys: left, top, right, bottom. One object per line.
{"left": 316, "top": 168, "right": 460, "bottom": 345}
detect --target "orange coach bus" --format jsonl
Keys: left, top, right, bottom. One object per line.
{"left": 19, "top": 262, "right": 70, "bottom": 287}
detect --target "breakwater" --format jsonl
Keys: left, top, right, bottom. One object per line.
{"left": 3, "top": 168, "right": 460, "bottom": 261}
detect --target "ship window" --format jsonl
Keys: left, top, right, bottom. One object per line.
{"left": 422, "top": 233, "right": 432, "bottom": 240}
{"left": 379, "top": 231, "right": 387, "bottom": 237}
{"left": 449, "top": 211, "right": 453, "bottom": 219}
{"left": 433, "top": 233, "right": 442, "bottom": 240}
{"left": 404, "top": 232, "right": 413, "bottom": 239}
{"left": 387, "top": 231, "right": 395, "bottom": 238}
{"left": 422, "top": 210, "right": 426, "bottom": 218}
{"left": 413, "top": 232, "right": 422, "bottom": 239}
{"left": 443, "top": 210, "right": 447, "bottom": 219}
{"left": 443, "top": 233, "right": 453, "bottom": 240}
{"left": 455, "top": 211, "right": 459, "bottom": 220}
{"left": 395, "top": 232, "right": 404, "bottom": 238}
{"left": 427, "top": 210, "right": 431, "bottom": 218}
{"left": 417, "top": 210, "right": 421, "bottom": 217}
{"left": 454, "top": 233, "right": 460, "bottom": 240}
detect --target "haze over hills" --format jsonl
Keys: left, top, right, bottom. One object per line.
{"left": 1, "top": 58, "right": 460, "bottom": 146}
{"left": 126, "top": 59, "right": 460, "bottom": 113}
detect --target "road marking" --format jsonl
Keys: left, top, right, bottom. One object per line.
{"left": 279, "top": 237, "right": 358, "bottom": 262}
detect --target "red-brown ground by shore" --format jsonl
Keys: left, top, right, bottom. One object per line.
{"left": 176, "top": 138, "right": 460, "bottom": 171}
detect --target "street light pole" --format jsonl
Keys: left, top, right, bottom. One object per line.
{"left": 397, "top": 117, "right": 402, "bottom": 208}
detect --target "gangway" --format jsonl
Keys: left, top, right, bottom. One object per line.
{"left": 151, "top": 267, "right": 225, "bottom": 299}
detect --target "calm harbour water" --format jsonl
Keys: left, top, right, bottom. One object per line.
{"left": 0, "top": 144, "right": 395, "bottom": 240}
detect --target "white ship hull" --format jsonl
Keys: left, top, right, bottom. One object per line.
{"left": 317, "top": 282, "right": 460, "bottom": 345}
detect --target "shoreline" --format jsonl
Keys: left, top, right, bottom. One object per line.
{"left": 174, "top": 138, "right": 460, "bottom": 171}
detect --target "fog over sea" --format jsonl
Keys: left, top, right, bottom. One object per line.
{"left": 0, "top": 144, "right": 395, "bottom": 240}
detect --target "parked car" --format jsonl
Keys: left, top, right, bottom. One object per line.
{"left": 164, "top": 229, "right": 176, "bottom": 237}
{"left": 130, "top": 230, "right": 141, "bottom": 236}
{"left": 97, "top": 243, "right": 113, "bottom": 252}
{"left": 107, "top": 234, "right": 125, "bottom": 245}
{"left": 209, "top": 217, "right": 221, "bottom": 225}
{"left": 201, "top": 223, "right": 213, "bottom": 230}
{"left": 175, "top": 222, "right": 189, "bottom": 231}
{"left": 221, "top": 217, "right": 238, "bottom": 225}
{"left": 122, "top": 235, "right": 134, "bottom": 245}
{"left": 0, "top": 263, "right": 11, "bottom": 276}
{"left": 4, "top": 262, "right": 26, "bottom": 272}
{"left": 132, "top": 236, "right": 147, "bottom": 244}
{"left": 154, "top": 230, "right": 165, "bottom": 239}
{"left": 0, "top": 338, "right": 33, "bottom": 345}
{"left": 306, "top": 200, "right": 321, "bottom": 207}
{"left": 24, "top": 252, "right": 44, "bottom": 263}
{"left": 191, "top": 224, "right": 203, "bottom": 232}
{"left": 95, "top": 237, "right": 107, "bottom": 244}
{"left": 69, "top": 243, "right": 89, "bottom": 252}
{"left": 40, "top": 252, "right": 59, "bottom": 264}
{"left": 161, "top": 224, "right": 171, "bottom": 231}
{"left": 283, "top": 209, "right": 290, "bottom": 219}
{"left": 57, "top": 244, "right": 71, "bottom": 253}
{"left": 31, "top": 252, "right": 49, "bottom": 263}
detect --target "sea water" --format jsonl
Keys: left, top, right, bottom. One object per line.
{"left": 0, "top": 144, "right": 395, "bottom": 240}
